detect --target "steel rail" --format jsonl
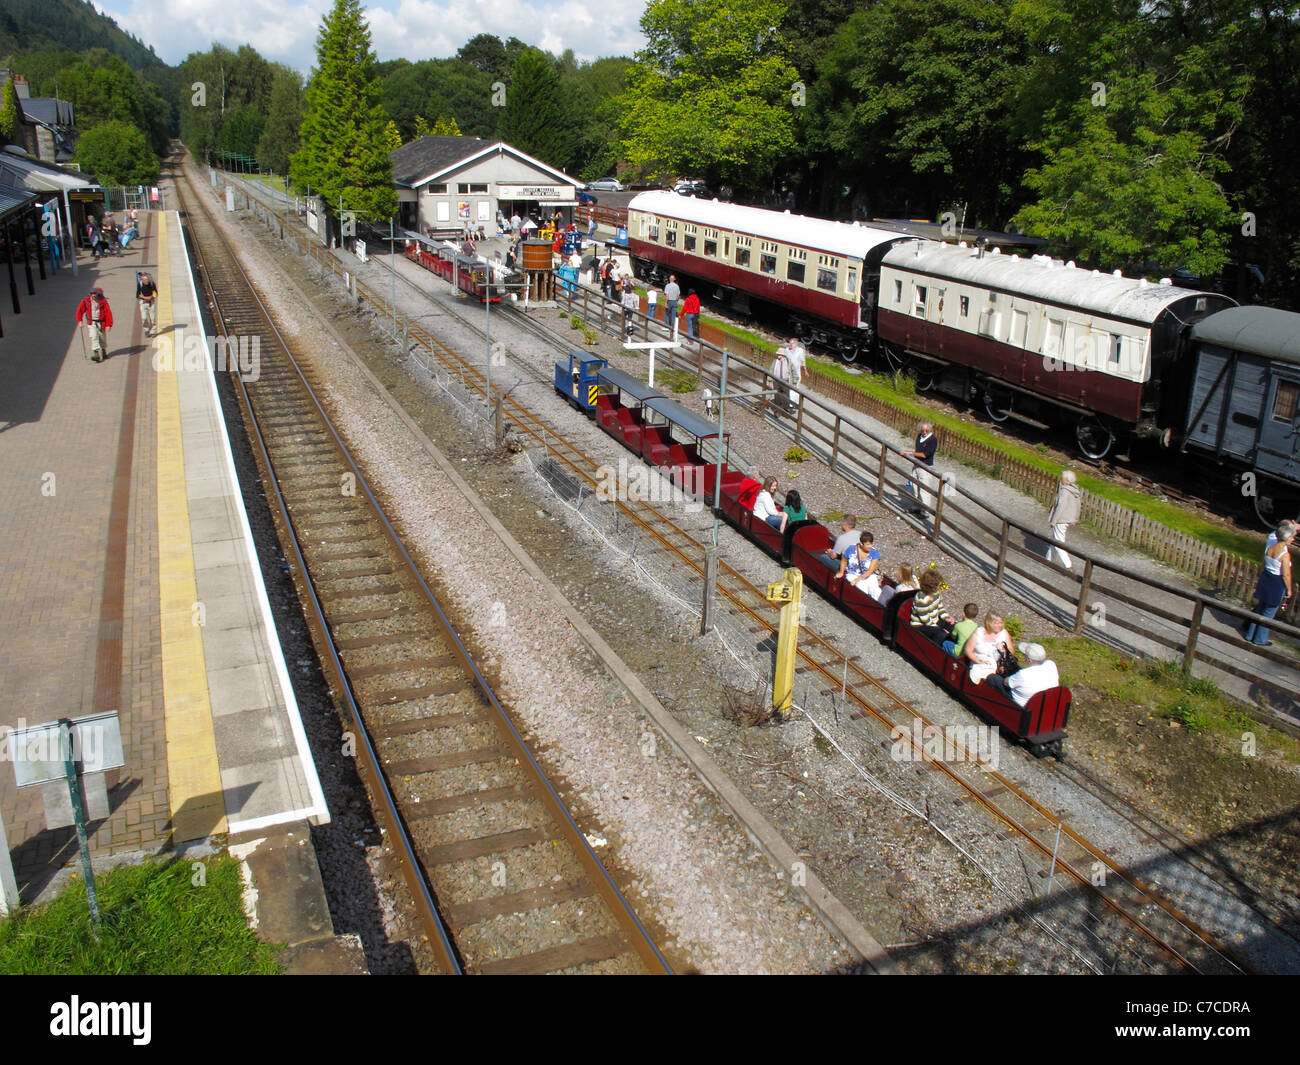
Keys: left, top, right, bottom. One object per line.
{"left": 176, "top": 161, "right": 670, "bottom": 976}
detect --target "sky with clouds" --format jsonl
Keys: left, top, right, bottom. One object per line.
{"left": 89, "top": 0, "right": 648, "bottom": 72}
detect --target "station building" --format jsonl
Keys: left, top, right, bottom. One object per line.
{"left": 390, "top": 135, "right": 583, "bottom": 235}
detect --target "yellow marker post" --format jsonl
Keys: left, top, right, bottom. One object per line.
{"left": 765, "top": 567, "right": 803, "bottom": 721}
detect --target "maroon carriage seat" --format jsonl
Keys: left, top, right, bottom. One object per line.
{"left": 642, "top": 425, "right": 672, "bottom": 466}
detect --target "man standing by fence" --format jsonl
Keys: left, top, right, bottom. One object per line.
{"left": 664, "top": 275, "right": 680, "bottom": 333}
{"left": 902, "top": 422, "right": 938, "bottom": 513}
{"left": 1046, "top": 470, "right": 1082, "bottom": 569}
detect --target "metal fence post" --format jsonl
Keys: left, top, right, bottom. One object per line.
{"left": 0, "top": 812, "right": 18, "bottom": 915}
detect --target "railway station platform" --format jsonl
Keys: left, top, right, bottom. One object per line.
{"left": 0, "top": 208, "right": 327, "bottom": 901}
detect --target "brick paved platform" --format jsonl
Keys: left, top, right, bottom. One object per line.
{"left": 0, "top": 210, "right": 327, "bottom": 902}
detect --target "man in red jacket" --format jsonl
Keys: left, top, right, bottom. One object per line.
{"left": 75, "top": 287, "right": 113, "bottom": 362}
{"left": 681, "top": 289, "right": 701, "bottom": 340}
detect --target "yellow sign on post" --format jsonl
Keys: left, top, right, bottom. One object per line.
{"left": 765, "top": 567, "right": 803, "bottom": 721}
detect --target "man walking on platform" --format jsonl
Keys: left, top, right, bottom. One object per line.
{"left": 901, "top": 421, "right": 938, "bottom": 512}
{"left": 75, "top": 288, "right": 113, "bottom": 362}
{"left": 136, "top": 272, "right": 158, "bottom": 336}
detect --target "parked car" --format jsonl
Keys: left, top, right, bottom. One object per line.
{"left": 587, "top": 177, "right": 624, "bottom": 192}
{"left": 674, "top": 180, "right": 712, "bottom": 198}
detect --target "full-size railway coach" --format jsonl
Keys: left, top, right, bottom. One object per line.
{"left": 627, "top": 190, "right": 909, "bottom": 361}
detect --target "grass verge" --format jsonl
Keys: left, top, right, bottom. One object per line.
{"left": 1041, "top": 635, "right": 1298, "bottom": 762}
{"left": 0, "top": 856, "right": 281, "bottom": 975}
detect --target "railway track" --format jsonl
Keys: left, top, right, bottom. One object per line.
{"left": 174, "top": 161, "right": 670, "bottom": 976}
{"left": 209, "top": 170, "right": 1260, "bottom": 974}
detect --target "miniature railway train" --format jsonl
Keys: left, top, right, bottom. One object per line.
{"left": 404, "top": 237, "right": 509, "bottom": 302}
{"left": 555, "top": 353, "right": 1072, "bottom": 758}
{"left": 625, "top": 192, "right": 1300, "bottom": 521}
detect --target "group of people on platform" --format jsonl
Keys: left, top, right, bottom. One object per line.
{"left": 84, "top": 208, "right": 141, "bottom": 261}
{"left": 751, "top": 490, "right": 1060, "bottom": 708}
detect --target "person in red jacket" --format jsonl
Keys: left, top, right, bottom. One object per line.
{"left": 75, "top": 287, "right": 113, "bottom": 362}
{"left": 681, "top": 289, "right": 701, "bottom": 340}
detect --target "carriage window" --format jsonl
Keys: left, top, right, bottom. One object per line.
{"left": 761, "top": 253, "right": 777, "bottom": 274}
{"left": 736, "top": 246, "right": 751, "bottom": 267}
{"left": 846, "top": 268, "right": 857, "bottom": 295}
{"left": 1010, "top": 309, "right": 1028, "bottom": 346}
{"left": 648, "top": 224, "right": 659, "bottom": 241}
{"left": 1043, "top": 318, "right": 1064, "bottom": 357}
{"left": 1272, "top": 381, "right": 1300, "bottom": 422}
{"left": 913, "top": 284, "right": 927, "bottom": 317}
{"left": 1110, "top": 334, "right": 1124, "bottom": 365}
{"left": 787, "top": 261, "right": 805, "bottom": 283}
{"left": 817, "top": 268, "right": 837, "bottom": 292}
{"left": 666, "top": 229, "right": 677, "bottom": 247}
{"left": 959, "top": 295, "right": 970, "bottom": 318}
{"left": 704, "top": 239, "right": 717, "bottom": 257}
{"left": 894, "top": 279, "right": 903, "bottom": 303}
{"left": 724, "top": 238, "right": 730, "bottom": 257}
{"left": 685, "top": 234, "right": 696, "bottom": 252}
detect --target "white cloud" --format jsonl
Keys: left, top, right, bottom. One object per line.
{"left": 94, "top": 0, "right": 645, "bottom": 72}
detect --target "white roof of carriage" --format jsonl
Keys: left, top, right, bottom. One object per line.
{"left": 628, "top": 190, "right": 904, "bottom": 261}
{"left": 883, "top": 239, "right": 1216, "bottom": 324}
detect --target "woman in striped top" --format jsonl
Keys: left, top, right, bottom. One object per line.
{"left": 909, "top": 570, "right": 953, "bottom": 644}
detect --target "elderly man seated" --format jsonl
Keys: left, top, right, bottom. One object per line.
{"left": 985, "top": 643, "right": 1059, "bottom": 706}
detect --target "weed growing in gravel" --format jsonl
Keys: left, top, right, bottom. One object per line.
{"left": 1004, "top": 616, "right": 1025, "bottom": 639}
{"left": 569, "top": 314, "right": 582, "bottom": 330}
{"left": 784, "top": 445, "right": 811, "bottom": 463}
{"left": 657, "top": 368, "right": 697, "bottom": 394}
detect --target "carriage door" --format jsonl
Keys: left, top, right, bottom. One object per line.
{"left": 1258, "top": 372, "right": 1300, "bottom": 482}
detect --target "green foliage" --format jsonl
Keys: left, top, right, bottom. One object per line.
{"left": 291, "top": 0, "right": 396, "bottom": 223}
{"left": 0, "top": 77, "right": 18, "bottom": 144}
{"left": 619, "top": 0, "right": 799, "bottom": 192}
{"left": 1004, "top": 616, "right": 1025, "bottom": 640}
{"left": 784, "top": 445, "right": 810, "bottom": 463}
{"left": 215, "top": 104, "right": 264, "bottom": 158}
{"left": 658, "top": 367, "right": 697, "bottom": 393}
{"left": 256, "top": 67, "right": 304, "bottom": 174}
{"left": 0, "top": 857, "right": 280, "bottom": 975}
{"left": 179, "top": 45, "right": 279, "bottom": 163}
{"left": 570, "top": 313, "right": 582, "bottom": 330}
{"left": 497, "top": 47, "right": 574, "bottom": 170}
{"left": 1010, "top": 0, "right": 1248, "bottom": 275}
{"left": 0, "top": 0, "right": 168, "bottom": 78}
{"left": 429, "top": 114, "right": 461, "bottom": 136}
{"left": 380, "top": 57, "right": 497, "bottom": 142}
{"left": 74, "top": 119, "right": 158, "bottom": 185}
{"left": 808, "top": 0, "right": 1029, "bottom": 222}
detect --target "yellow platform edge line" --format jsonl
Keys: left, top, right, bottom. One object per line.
{"left": 155, "top": 210, "right": 227, "bottom": 842}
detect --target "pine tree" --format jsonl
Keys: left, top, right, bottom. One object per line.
{"left": 430, "top": 114, "right": 461, "bottom": 136}
{"left": 290, "top": 0, "right": 396, "bottom": 222}
{"left": 412, "top": 114, "right": 432, "bottom": 138}
{"left": 496, "top": 47, "right": 574, "bottom": 168}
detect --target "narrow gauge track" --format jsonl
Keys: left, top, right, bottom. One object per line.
{"left": 208, "top": 172, "right": 1257, "bottom": 974}
{"left": 330, "top": 243, "right": 1252, "bottom": 974}
{"left": 174, "top": 164, "right": 670, "bottom": 976}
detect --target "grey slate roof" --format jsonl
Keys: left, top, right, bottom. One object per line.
{"left": 1190, "top": 306, "right": 1300, "bottom": 364}
{"left": 389, "top": 136, "right": 491, "bottom": 187}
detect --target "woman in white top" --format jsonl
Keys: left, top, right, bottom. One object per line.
{"left": 1243, "top": 524, "right": 1294, "bottom": 646}
{"left": 965, "top": 613, "right": 1015, "bottom": 684}
{"left": 753, "top": 476, "right": 787, "bottom": 532}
